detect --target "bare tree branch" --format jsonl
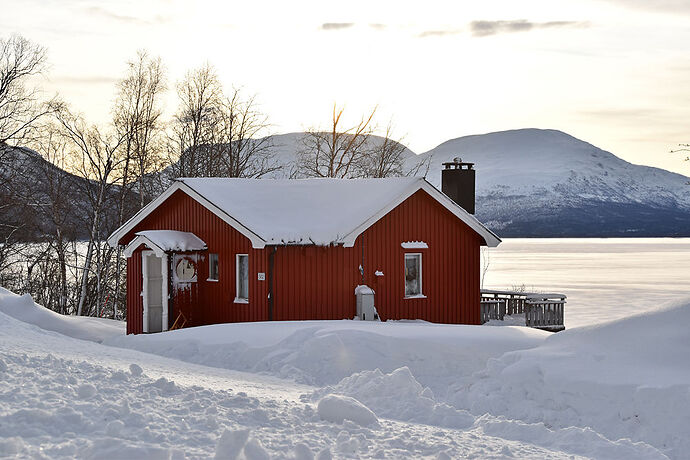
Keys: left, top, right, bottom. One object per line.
{"left": 167, "top": 65, "right": 276, "bottom": 179}
{"left": 296, "top": 104, "right": 377, "bottom": 178}
{"left": 113, "top": 50, "right": 167, "bottom": 210}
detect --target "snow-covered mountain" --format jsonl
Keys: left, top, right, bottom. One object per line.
{"left": 412, "top": 129, "right": 690, "bottom": 237}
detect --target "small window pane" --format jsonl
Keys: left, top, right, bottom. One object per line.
{"left": 237, "top": 255, "right": 249, "bottom": 300}
{"left": 209, "top": 254, "right": 219, "bottom": 281}
{"left": 405, "top": 254, "right": 422, "bottom": 297}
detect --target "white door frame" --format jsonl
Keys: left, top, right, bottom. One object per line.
{"left": 141, "top": 249, "right": 169, "bottom": 333}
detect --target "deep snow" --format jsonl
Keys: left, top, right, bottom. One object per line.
{"left": 1, "top": 286, "right": 688, "bottom": 458}
{"left": 450, "top": 301, "right": 690, "bottom": 459}
{"left": 104, "top": 319, "right": 549, "bottom": 397}
{"left": 2, "top": 290, "right": 655, "bottom": 459}
{"left": 0, "top": 287, "right": 124, "bottom": 343}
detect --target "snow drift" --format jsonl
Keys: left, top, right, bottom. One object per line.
{"left": 106, "top": 320, "right": 547, "bottom": 396}
{"left": 1, "top": 285, "right": 683, "bottom": 458}
{"left": 0, "top": 287, "right": 124, "bottom": 343}
{"left": 312, "top": 367, "right": 474, "bottom": 429}
{"left": 106, "top": 300, "right": 690, "bottom": 458}
{"left": 452, "top": 301, "right": 690, "bottom": 459}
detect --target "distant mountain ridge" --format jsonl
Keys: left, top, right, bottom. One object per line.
{"left": 411, "top": 129, "right": 690, "bottom": 237}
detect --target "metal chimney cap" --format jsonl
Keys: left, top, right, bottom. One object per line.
{"left": 442, "top": 158, "right": 474, "bottom": 169}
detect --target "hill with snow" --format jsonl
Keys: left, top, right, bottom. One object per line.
{"left": 413, "top": 129, "right": 690, "bottom": 237}
{"left": 0, "top": 146, "right": 136, "bottom": 241}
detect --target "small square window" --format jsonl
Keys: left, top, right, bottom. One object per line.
{"left": 208, "top": 253, "right": 219, "bottom": 281}
{"left": 235, "top": 254, "right": 249, "bottom": 302}
{"left": 404, "top": 253, "right": 422, "bottom": 297}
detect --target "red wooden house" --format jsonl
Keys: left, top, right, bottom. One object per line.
{"left": 107, "top": 163, "right": 500, "bottom": 334}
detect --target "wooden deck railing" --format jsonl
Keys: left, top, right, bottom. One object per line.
{"left": 480, "top": 289, "right": 566, "bottom": 332}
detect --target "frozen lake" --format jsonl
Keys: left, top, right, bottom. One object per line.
{"left": 483, "top": 238, "right": 690, "bottom": 328}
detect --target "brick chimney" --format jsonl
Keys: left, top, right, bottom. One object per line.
{"left": 441, "top": 157, "right": 475, "bottom": 214}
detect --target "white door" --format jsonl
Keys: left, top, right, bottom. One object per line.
{"left": 142, "top": 251, "right": 169, "bottom": 333}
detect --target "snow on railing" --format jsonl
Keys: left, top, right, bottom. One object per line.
{"left": 480, "top": 289, "right": 566, "bottom": 332}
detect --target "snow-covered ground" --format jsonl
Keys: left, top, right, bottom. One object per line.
{"left": 2, "top": 285, "right": 687, "bottom": 459}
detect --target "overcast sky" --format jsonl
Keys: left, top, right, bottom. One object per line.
{"left": 2, "top": 0, "right": 689, "bottom": 174}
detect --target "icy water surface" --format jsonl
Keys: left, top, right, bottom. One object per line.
{"left": 483, "top": 238, "right": 690, "bottom": 328}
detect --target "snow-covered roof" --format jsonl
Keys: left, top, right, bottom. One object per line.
{"left": 123, "top": 230, "right": 207, "bottom": 257}
{"left": 108, "top": 177, "right": 501, "bottom": 249}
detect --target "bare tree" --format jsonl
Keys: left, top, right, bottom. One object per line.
{"left": 0, "top": 35, "right": 58, "bottom": 286}
{"left": 111, "top": 51, "right": 166, "bottom": 318}
{"left": 671, "top": 144, "right": 689, "bottom": 161}
{"left": 355, "top": 122, "right": 409, "bottom": 178}
{"left": 0, "top": 35, "right": 54, "bottom": 147}
{"left": 32, "top": 124, "right": 74, "bottom": 314}
{"left": 113, "top": 50, "right": 167, "bottom": 210}
{"left": 167, "top": 65, "right": 276, "bottom": 179}
{"left": 211, "top": 89, "right": 278, "bottom": 178}
{"left": 296, "top": 104, "right": 376, "bottom": 178}
{"left": 56, "top": 108, "right": 125, "bottom": 316}
{"left": 481, "top": 246, "right": 491, "bottom": 289}
{"left": 670, "top": 143, "right": 690, "bottom": 185}
{"left": 167, "top": 64, "right": 224, "bottom": 178}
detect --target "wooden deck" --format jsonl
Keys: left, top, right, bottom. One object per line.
{"left": 480, "top": 289, "right": 566, "bottom": 332}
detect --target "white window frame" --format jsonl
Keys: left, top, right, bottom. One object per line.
{"left": 404, "top": 253, "right": 425, "bottom": 299}
{"left": 208, "top": 253, "right": 219, "bottom": 282}
{"left": 234, "top": 254, "right": 249, "bottom": 303}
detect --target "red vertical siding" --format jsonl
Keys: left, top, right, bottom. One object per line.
{"left": 123, "top": 187, "right": 483, "bottom": 333}
{"left": 361, "top": 189, "right": 481, "bottom": 324}
{"left": 269, "top": 189, "right": 481, "bottom": 324}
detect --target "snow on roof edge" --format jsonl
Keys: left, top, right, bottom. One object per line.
{"left": 109, "top": 177, "right": 501, "bottom": 249}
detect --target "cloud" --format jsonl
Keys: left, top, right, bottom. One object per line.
{"left": 84, "top": 6, "right": 170, "bottom": 25}
{"left": 321, "top": 23, "right": 355, "bottom": 31}
{"left": 578, "top": 108, "right": 660, "bottom": 120}
{"left": 418, "top": 29, "right": 462, "bottom": 38}
{"left": 470, "top": 20, "right": 587, "bottom": 37}
{"left": 599, "top": 0, "right": 690, "bottom": 14}
{"left": 369, "top": 24, "right": 386, "bottom": 31}
{"left": 575, "top": 107, "right": 688, "bottom": 131}
{"left": 417, "top": 20, "right": 587, "bottom": 38}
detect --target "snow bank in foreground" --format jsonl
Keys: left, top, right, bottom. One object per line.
{"left": 0, "top": 287, "right": 124, "bottom": 343}
{"left": 106, "top": 320, "right": 547, "bottom": 397}
{"left": 7, "top": 308, "right": 631, "bottom": 459}
{"left": 313, "top": 367, "right": 474, "bottom": 429}
{"left": 317, "top": 395, "right": 379, "bottom": 426}
{"left": 452, "top": 301, "right": 690, "bottom": 459}
{"left": 214, "top": 429, "right": 272, "bottom": 460}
